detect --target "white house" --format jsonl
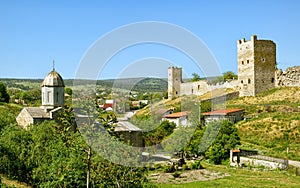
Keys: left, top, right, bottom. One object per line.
{"left": 162, "top": 111, "right": 189, "bottom": 126}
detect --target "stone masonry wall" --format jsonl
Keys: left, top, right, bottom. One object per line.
{"left": 276, "top": 66, "right": 300, "bottom": 87}
{"left": 237, "top": 35, "right": 276, "bottom": 97}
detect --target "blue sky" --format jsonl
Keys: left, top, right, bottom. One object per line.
{"left": 0, "top": 0, "right": 300, "bottom": 79}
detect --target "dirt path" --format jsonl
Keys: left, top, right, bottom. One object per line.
{"left": 149, "top": 169, "right": 230, "bottom": 184}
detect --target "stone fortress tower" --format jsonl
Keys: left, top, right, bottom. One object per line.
{"left": 168, "top": 35, "right": 298, "bottom": 99}
{"left": 167, "top": 67, "right": 210, "bottom": 99}
{"left": 237, "top": 35, "right": 276, "bottom": 97}
{"left": 168, "top": 67, "right": 182, "bottom": 99}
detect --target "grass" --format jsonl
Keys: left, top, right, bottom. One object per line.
{"left": 1, "top": 174, "right": 30, "bottom": 188}
{"left": 226, "top": 87, "right": 300, "bottom": 161}
{"left": 155, "top": 162, "right": 300, "bottom": 188}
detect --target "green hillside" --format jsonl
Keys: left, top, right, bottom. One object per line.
{"left": 136, "top": 87, "right": 300, "bottom": 160}
{"left": 227, "top": 87, "right": 300, "bottom": 160}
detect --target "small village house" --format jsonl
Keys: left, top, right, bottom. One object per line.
{"left": 162, "top": 111, "right": 189, "bottom": 126}
{"left": 202, "top": 108, "right": 245, "bottom": 124}
{"left": 115, "top": 121, "right": 143, "bottom": 147}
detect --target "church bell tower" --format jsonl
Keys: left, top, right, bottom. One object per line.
{"left": 41, "top": 63, "right": 65, "bottom": 110}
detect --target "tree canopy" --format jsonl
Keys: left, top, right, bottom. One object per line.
{"left": 0, "top": 81, "right": 9, "bottom": 103}
{"left": 191, "top": 73, "right": 201, "bottom": 82}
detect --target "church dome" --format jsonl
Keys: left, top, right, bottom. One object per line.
{"left": 41, "top": 69, "right": 65, "bottom": 87}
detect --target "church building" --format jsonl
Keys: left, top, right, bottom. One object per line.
{"left": 16, "top": 66, "right": 65, "bottom": 129}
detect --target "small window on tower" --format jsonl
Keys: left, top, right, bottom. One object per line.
{"left": 247, "top": 60, "right": 249, "bottom": 64}
{"left": 248, "top": 79, "right": 251, "bottom": 84}
{"left": 261, "top": 58, "right": 265, "bottom": 63}
{"left": 241, "top": 80, "right": 243, "bottom": 84}
{"left": 271, "top": 78, "right": 275, "bottom": 83}
{"left": 242, "top": 61, "right": 244, "bottom": 65}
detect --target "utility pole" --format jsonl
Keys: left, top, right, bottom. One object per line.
{"left": 86, "top": 146, "right": 91, "bottom": 188}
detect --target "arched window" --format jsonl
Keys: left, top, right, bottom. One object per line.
{"left": 248, "top": 79, "right": 251, "bottom": 84}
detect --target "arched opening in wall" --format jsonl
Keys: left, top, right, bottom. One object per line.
{"left": 248, "top": 79, "right": 251, "bottom": 84}
{"left": 271, "top": 78, "right": 275, "bottom": 83}
{"left": 175, "top": 91, "right": 178, "bottom": 95}
{"left": 242, "top": 61, "right": 244, "bottom": 65}
{"left": 247, "top": 60, "right": 250, "bottom": 64}
{"left": 241, "top": 80, "right": 243, "bottom": 84}
{"left": 198, "top": 85, "right": 200, "bottom": 90}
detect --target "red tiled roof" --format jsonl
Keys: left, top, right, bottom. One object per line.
{"left": 155, "top": 109, "right": 173, "bottom": 115}
{"left": 163, "top": 111, "right": 189, "bottom": 118}
{"left": 103, "top": 103, "right": 113, "bottom": 109}
{"left": 202, "top": 109, "right": 244, "bottom": 116}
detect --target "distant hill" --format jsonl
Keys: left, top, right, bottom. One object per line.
{"left": 0, "top": 77, "right": 168, "bottom": 93}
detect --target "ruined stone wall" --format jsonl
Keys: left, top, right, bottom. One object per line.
{"left": 180, "top": 80, "right": 209, "bottom": 96}
{"left": 276, "top": 66, "right": 300, "bottom": 87}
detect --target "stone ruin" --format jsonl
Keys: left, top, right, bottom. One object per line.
{"left": 276, "top": 66, "right": 300, "bottom": 87}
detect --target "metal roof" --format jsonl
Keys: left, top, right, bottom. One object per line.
{"left": 25, "top": 107, "right": 50, "bottom": 118}
{"left": 115, "top": 121, "right": 142, "bottom": 132}
{"left": 41, "top": 70, "right": 65, "bottom": 87}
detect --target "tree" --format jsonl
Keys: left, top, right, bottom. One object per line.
{"left": 223, "top": 71, "right": 238, "bottom": 80}
{"left": 191, "top": 73, "right": 201, "bottom": 82}
{"left": 205, "top": 120, "right": 240, "bottom": 164}
{"left": 65, "top": 87, "right": 73, "bottom": 95}
{"left": 0, "top": 82, "right": 9, "bottom": 103}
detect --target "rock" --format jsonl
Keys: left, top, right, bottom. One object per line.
{"left": 276, "top": 66, "right": 300, "bottom": 87}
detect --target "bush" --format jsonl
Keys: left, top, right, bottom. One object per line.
{"left": 192, "top": 160, "right": 203, "bottom": 170}
{"left": 172, "top": 171, "right": 181, "bottom": 178}
{"left": 164, "top": 164, "right": 175, "bottom": 173}
{"left": 154, "top": 163, "right": 163, "bottom": 170}
{"left": 182, "top": 164, "right": 189, "bottom": 171}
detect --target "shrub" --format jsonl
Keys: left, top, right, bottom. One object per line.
{"left": 192, "top": 160, "right": 203, "bottom": 170}
{"left": 172, "top": 171, "right": 181, "bottom": 178}
{"left": 164, "top": 164, "right": 175, "bottom": 173}
{"left": 182, "top": 164, "right": 189, "bottom": 171}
